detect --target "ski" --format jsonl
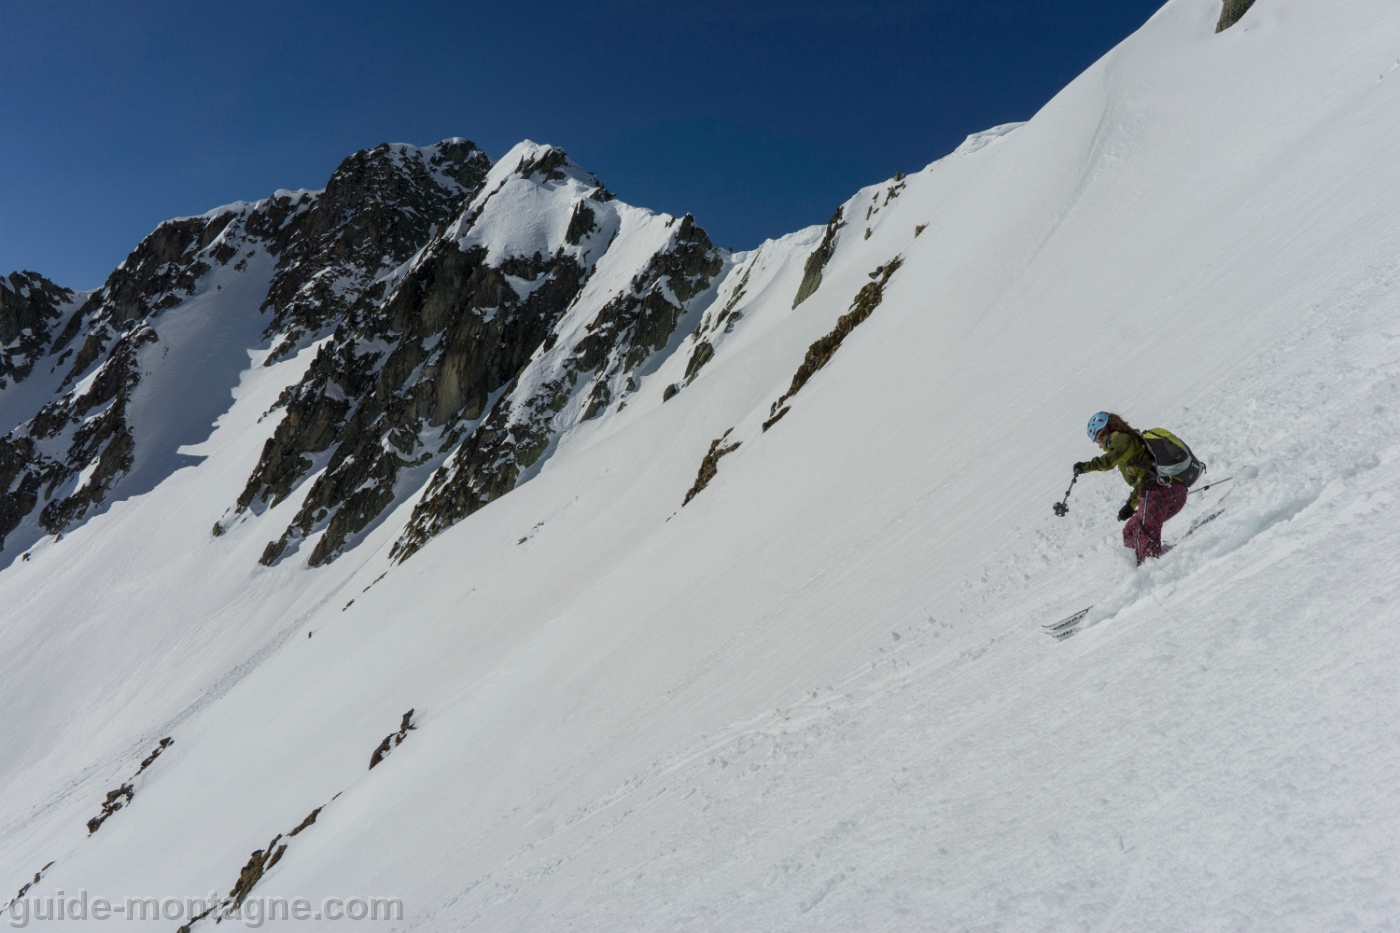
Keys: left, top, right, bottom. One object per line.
{"left": 1182, "top": 506, "right": 1225, "bottom": 539}
{"left": 1043, "top": 606, "right": 1092, "bottom": 637}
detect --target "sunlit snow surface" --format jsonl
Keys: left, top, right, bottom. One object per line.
{"left": 2, "top": 0, "right": 1399, "bottom": 928}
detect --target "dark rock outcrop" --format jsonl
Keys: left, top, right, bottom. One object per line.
{"left": 683, "top": 340, "right": 714, "bottom": 384}
{"left": 0, "top": 204, "right": 245, "bottom": 551}
{"left": 0, "top": 272, "right": 76, "bottom": 389}
{"left": 228, "top": 837, "right": 287, "bottom": 907}
{"left": 261, "top": 140, "right": 490, "bottom": 360}
{"left": 389, "top": 210, "right": 726, "bottom": 563}
{"left": 84, "top": 737, "right": 173, "bottom": 834}
{"left": 792, "top": 208, "right": 844, "bottom": 308}
{"left": 246, "top": 236, "right": 586, "bottom": 566}
{"left": 287, "top": 806, "right": 323, "bottom": 836}
{"left": 682, "top": 429, "right": 741, "bottom": 505}
{"left": 5, "top": 862, "right": 55, "bottom": 914}
{"left": 664, "top": 259, "right": 755, "bottom": 402}
{"left": 1217, "top": 0, "right": 1256, "bottom": 31}
{"left": 0, "top": 206, "right": 272, "bottom": 551}
{"left": 369, "top": 709, "right": 417, "bottom": 769}
{"left": 177, "top": 796, "right": 340, "bottom": 931}
{"left": 761, "top": 405, "right": 790, "bottom": 432}
{"left": 137, "top": 736, "right": 173, "bottom": 773}
{"left": 85, "top": 784, "right": 133, "bottom": 834}
{"left": 768, "top": 255, "right": 904, "bottom": 422}
{"left": 243, "top": 147, "right": 626, "bottom": 567}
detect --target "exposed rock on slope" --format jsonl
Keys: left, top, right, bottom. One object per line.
{"left": 389, "top": 188, "right": 727, "bottom": 562}
{"left": 261, "top": 140, "right": 490, "bottom": 360}
{"left": 0, "top": 272, "right": 77, "bottom": 390}
{"left": 84, "top": 737, "right": 172, "bottom": 835}
{"left": 679, "top": 260, "right": 753, "bottom": 391}
{"left": 766, "top": 255, "right": 904, "bottom": 431}
{"left": 682, "top": 429, "right": 741, "bottom": 506}
{"left": 4, "top": 862, "right": 54, "bottom": 915}
{"left": 0, "top": 140, "right": 486, "bottom": 554}
{"left": 243, "top": 147, "right": 640, "bottom": 563}
{"left": 0, "top": 207, "right": 248, "bottom": 549}
{"left": 662, "top": 224, "right": 831, "bottom": 407}
{"left": 369, "top": 710, "right": 417, "bottom": 768}
{"left": 240, "top": 143, "right": 727, "bottom": 567}
{"left": 791, "top": 208, "right": 844, "bottom": 309}
{"left": 1217, "top": 0, "right": 1257, "bottom": 31}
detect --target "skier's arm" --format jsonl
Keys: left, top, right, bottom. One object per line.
{"left": 1081, "top": 433, "right": 1135, "bottom": 473}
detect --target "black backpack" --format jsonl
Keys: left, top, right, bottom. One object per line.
{"left": 1136, "top": 428, "right": 1205, "bottom": 487}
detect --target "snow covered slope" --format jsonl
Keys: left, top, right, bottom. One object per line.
{"left": 3, "top": 0, "right": 1399, "bottom": 928}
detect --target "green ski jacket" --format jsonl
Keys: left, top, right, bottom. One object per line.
{"left": 1082, "top": 431, "right": 1154, "bottom": 508}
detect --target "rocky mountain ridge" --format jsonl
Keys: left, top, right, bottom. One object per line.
{"left": 0, "top": 140, "right": 488, "bottom": 556}
{"left": 0, "top": 137, "right": 737, "bottom": 568}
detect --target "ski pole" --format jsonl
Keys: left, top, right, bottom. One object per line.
{"left": 1189, "top": 476, "right": 1233, "bottom": 495}
{"left": 1052, "top": 473, "right": 1078, "bottom": 516}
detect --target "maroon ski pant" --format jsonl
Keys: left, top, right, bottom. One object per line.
{"left": 1124, "top": 481, "right": 1187, "bottom": 563}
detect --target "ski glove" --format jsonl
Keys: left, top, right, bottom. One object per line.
{"left": 1117, "top": 502, "right": 1135, "bottom": 522}
{"left": 1072, "top": 462, "right": 1086, "bottom": 476}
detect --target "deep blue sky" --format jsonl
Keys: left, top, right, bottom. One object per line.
{"left": 1, "top": 0, "right": 1165, "bottom": 289}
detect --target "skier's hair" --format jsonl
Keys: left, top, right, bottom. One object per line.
{"left": 1102, "top": 413, "right": 1134, "bottom": 437}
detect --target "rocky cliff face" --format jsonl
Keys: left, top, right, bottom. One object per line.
{"left": 260, "top": 139, "right": 491, "bottom": 359}
{"left": 236, "top": 142, "right": 728, "bottom": 566}
{"left": 390, "top": 206, "right": 725, "bottom": 562}
{"left": 0, "top": 272, "right": 78, "bottom": 391}
{"left": 0, "top": 140, "right": 488, "bottom": 554}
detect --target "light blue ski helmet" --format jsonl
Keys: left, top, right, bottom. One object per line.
{"left": 1086, "top": 411, "right": 1110, "bottom": 441}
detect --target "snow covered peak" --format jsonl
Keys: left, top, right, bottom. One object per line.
{"left": 444, "top": 142, "right": 611, "bottom": 267}
{"left": 497, "top": 140, "right": 602, "bottom": 188}
{"left": 240, "top": 142, "right": 727, "bottom": 567}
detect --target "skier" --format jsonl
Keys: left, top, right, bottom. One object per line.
{"left": 1073, "top": 412, "right": 1187, "bottom": 564}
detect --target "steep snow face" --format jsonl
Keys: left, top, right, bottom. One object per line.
{"left": 0, "top": 204, "right": 288, "bottom": 559}
{"left": 3, "top": 0, "right": 1400, "bottom": 930}
{"left": 449, "top": 142, "right": 617, "bottom": 266}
